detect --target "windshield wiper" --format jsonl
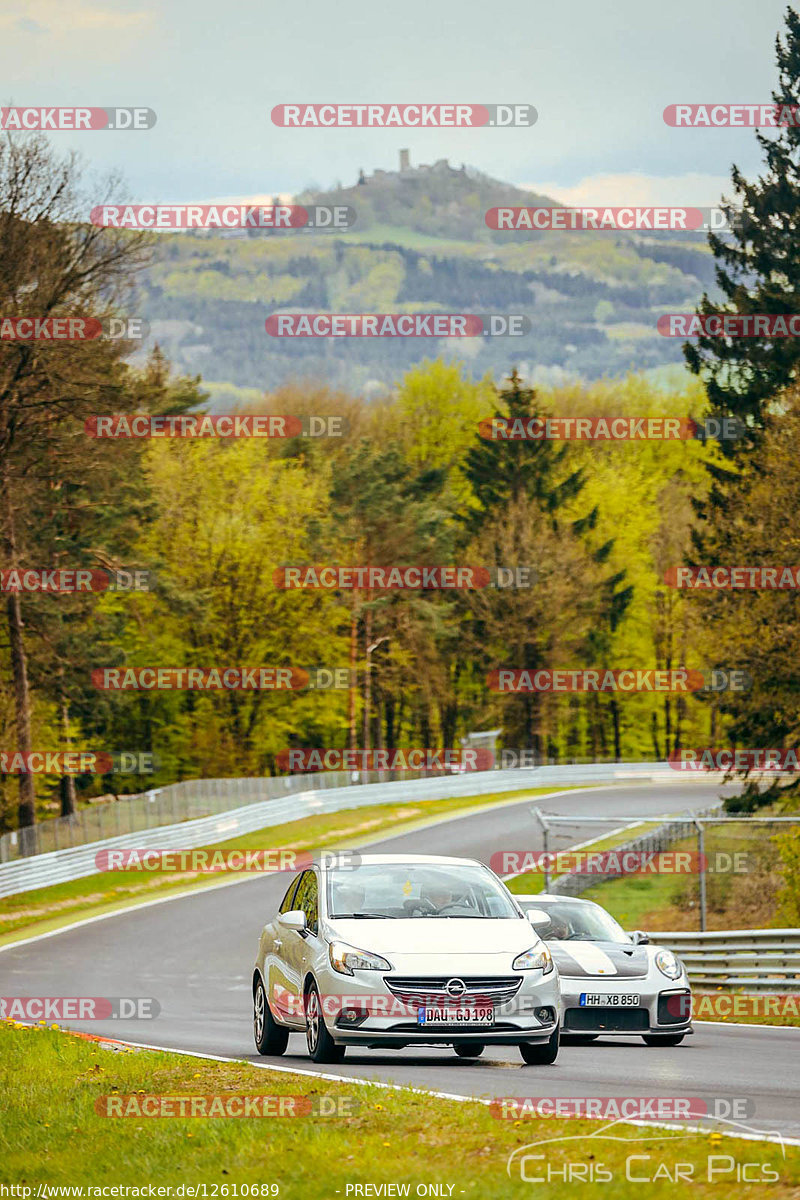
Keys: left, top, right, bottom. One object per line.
{"left": 330, "top": 913, "right": 397, "bottom": 919}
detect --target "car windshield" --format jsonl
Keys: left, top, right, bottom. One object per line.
{"left": 519, "top": 900, "right": 629, "bottom": 943}
{"left": 327, "top": 864, "right": 521, "bottom": 919}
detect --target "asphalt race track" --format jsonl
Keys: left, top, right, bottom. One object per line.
{"left": 3, "top": 780, "right": 799, "bottom": 1139}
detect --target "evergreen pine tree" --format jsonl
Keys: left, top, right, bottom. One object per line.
{"left": 461, "top": 370, "right": 586, "bottom": 530}
{"left": 685, "top": 7, "right": 800, "bottom": 448}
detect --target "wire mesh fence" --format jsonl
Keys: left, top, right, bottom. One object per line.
{"left": 0, "top": 770, "right": 362, "bottom": 862}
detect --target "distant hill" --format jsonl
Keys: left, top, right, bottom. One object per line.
{"left": 297, "top": 156, "right": 558, "bottom": 243}
{"left": 133, "top": 154, "right": 721, "bottom": 401}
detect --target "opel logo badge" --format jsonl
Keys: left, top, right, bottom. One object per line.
{"left": 446, "top": 978, "right": 466, "bottom": 997}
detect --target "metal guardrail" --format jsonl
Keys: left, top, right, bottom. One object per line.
{"left": 0, "top": 770, "right": 377, "bottom": 863}
{"left": 649, "top": 929, "right": 800, "bottom": 993}
{"left": 0, "top": 758, "right": 691, "bottom": 864}
{"left": 0, "top": 790, "right": 314, "bottom": 900}
{"left": 0, "top": 761, "right": 685, "bottom": 898}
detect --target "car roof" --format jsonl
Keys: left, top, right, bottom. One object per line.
{"left": 314, "top": 853, "right": 486, "bottom": 869}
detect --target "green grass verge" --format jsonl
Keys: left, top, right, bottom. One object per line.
{"left": 688, "top": 993, "right": 800, "bottom": 1028}
{"left": 578, "top": 866, "right": 684, "bottom": 926}
{"left": 1, "top": 1023, "right": 796, "bottom": 1195}
{"left": 0, "top": 787, "right": 573, "bottom": 946}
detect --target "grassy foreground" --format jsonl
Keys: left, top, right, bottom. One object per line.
{"left": 0, "top": 786, "right": 572, "bottom": 946}
{"left": 1, "top": 1023, "right": 796, "bottom": 1197}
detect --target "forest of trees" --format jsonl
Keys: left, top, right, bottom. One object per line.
{"left": 3, "top": 9, "right": 800, "bottom": 832}
{"left": 138, "top": 228, "right": 708, "bottom": 393}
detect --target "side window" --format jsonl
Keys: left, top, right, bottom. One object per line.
{"left": 279, "top": 875, "right": 301, "bottom": 914}
{"left": 293, "top": 870, "right": 319, "bottom": 936}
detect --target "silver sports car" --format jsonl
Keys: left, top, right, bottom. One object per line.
{"left": 513, "top": 893, "right": 692, "bottom": 1044}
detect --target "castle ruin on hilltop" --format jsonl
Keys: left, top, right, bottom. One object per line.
{"left": 357, "top": 150, "right": 469, "bottom": 186}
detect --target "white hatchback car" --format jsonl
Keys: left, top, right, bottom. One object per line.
{"left": 253, "top": 853, "right": 561, "bottom": 1064}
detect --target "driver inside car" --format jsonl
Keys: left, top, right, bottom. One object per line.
{"left": 546, "top": 913, "right": 571, "bottom": 940}
{"left": 421, "top": 883, "right": 455, "bottom": 912}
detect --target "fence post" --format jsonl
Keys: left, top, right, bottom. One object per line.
{"left": 530, "top": 807, "right": 550, "bottom": 891}
{"left": 694, "top": 817, "right": 707, "bottom": 932}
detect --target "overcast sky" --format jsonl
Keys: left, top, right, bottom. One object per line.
{"left": 0, "top": 0, "right": 794, "bottom": 207}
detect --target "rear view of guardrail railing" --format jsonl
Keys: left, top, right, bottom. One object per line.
{"left": 649, "top": 929, "right": 800, "bottom": 993}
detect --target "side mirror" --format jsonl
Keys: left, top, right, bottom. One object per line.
{"left": 278, "top": 909, "right": 307, "bottom": 932}
{"left": 525, "top": 910, "right": 551, "bottom": 928}
{"left": 630, "top": 930, "right": 650, "bottom": 945}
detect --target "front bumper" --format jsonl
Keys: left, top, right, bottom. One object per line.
{"left": 560, "top": 980, "right": 693, "bottom": 1036}
{"left": 332, "top": 1025, "right": 558, "bottom": 1047}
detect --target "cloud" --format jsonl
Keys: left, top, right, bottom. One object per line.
{"left": 0, "top": 2, "right": 152, "bottom": 33}
{"left": 522, "top": 171, "right": 733, "bottom": 208}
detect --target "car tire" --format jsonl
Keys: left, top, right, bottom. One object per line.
{"left": 453, "top": 1043, "right": 485, "bottom": 1058}
{"left": 253, "top": 976, "right": 289, "bottom": 1056}
{"left": 642, "top": 1034, "right": 685, "bottom": 1046}
{"left": 305, "top": 981, "right": 346, "bottom": 1063}
{"left": 520, "top": 1025, "right": 560, "bottom": 1065}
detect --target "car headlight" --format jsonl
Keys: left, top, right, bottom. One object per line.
{"left": 328, "top": 940, "right": 392, "bottom": 976}
{"left": 655, "top": 949, "right": 682, "bottom": 980}
{"left": 512, "top": 944, "right": 554, "bottom": 973}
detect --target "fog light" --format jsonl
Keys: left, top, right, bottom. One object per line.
{"left": 336, "top": 1007, "right": 368, "bottom": 1028}
{"left": 536, "top": 1007, "right": 555, "bottom": 1023}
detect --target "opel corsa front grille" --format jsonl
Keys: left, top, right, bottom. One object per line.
{"left": 384, "top": 976, "right": 522, "bottom": 1004}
